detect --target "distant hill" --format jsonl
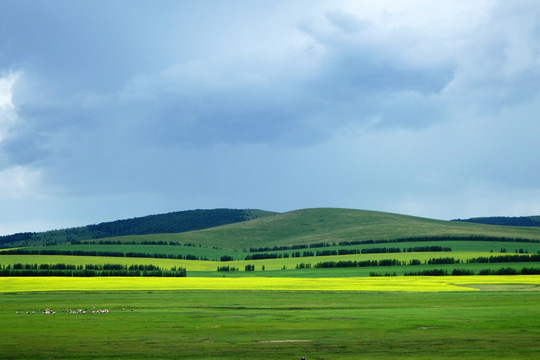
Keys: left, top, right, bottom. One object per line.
{"left": 0, "top": 209, "right": 276, "bottom": 248}
{"left": 105, "top": 208, "right": 540, "bottom": 250}
{"left": 452, "top": 216, "right": 540, "bottom": 227}
{"left": 3, "top": 208, "right": 540, "bottom": 251}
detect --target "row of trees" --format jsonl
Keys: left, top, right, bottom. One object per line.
{"left": 338, "top": 235, "right": 540, "bottom": 247}
{"left": 0, "top": 269, "right": 187, "bottom": 277}
{"left": 245, "top": 246, "right": 453, "bottom": 260}
{"left": 467, "top": 254, "right": 540, "bottom": 263}
{"left": 217, "top": 266, "right": 239, "bottom": 272}
{"left": 246, "top": 235, "right": 540, "bottom": 254}
{"left": 453, "top": 216, "right": 540, "bottom": 227}
{"left": 0, "top": 263, "right": 186, "bottom": 277}
{"left": 403, "top": 267, "right": 540, "bottom": 276}
{"left": 0, "top": 248, "right": 207, "bottom": 260}
{"left": 70, "top": 240, "right": 204, "bottom": 247}
{"left": 314, "top": 259, "right": 403, "bottom": 268}
{"left": 310, "top": 253, "right": 540, "bottom": 269}
{"left": 244, "top": 264, "right": 256, "bottom": 271}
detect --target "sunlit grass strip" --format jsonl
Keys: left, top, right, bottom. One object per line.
{"left": 1, "top": 275, "right": 538, "bottom": 293}
{"left": 0, "top": 251, "right": 506, "bottom": 272}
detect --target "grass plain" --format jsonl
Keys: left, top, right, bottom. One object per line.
{"left": 1, "top": 289, "right": 539, "bottom": 359}
{"left": 2, "top": 208, "right": 540, "bottom": 358}
{"left": 1, "top": 250, "right": 539, "bottom": 275}
{"left": 18, "top": 239, "right": 540, "bottom": 261}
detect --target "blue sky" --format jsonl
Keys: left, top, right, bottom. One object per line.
{"left": 1, "top": 0, "right": 540, "bottom": 234}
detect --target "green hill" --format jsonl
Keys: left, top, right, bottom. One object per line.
{"left": 2, "top": 208, "right": 540, "bottom": 278}
{"left": 86, "top": 208, "right": 540, "bottom": 250}
{"left": 0, "top": 209, "right": 276, "bottom": 248}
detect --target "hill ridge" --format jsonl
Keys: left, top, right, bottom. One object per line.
{"left": 127, "top": 208, "right": 540, "bottom": 250}
{"left": 453, "top": 215, "right": 540, "bottom": 227}
{"left": 3, "top": 207, "right": 540, "bottom": 251}
{"left": 0, "top": 208, "right": 277, "bottom": 248}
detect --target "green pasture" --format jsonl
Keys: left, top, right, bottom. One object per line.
{"left": 191, "top": 262, "right": 540, "bottom": 278}
{"left": 1, "top": 250, "right": 539, "bottom": 277}
{"left": 0, "top": 255, "right": 208, "bottom": 271}
{"left": 2, "top": 208, "right": 540, "bottom": 358}
{"left": 1, "top": 290, "right": 539, "bottom": 359}
{"left": 263, "top": 240, "right": 540, "bottom": 254}
{"left": 33, "top": 240, "right": 540, "bottom": 260}
{"left": 0, "top": 250, "right": 504, "bottom": 271}
{"left": 10, "top": 241, "right": 540, "bottom": 262}
{"left": 27, "top": 243, "right": 238, "bottom": 260}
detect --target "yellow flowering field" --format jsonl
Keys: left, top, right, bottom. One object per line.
{"left": 1, "top": 275, "right": 539, "bottom": 293}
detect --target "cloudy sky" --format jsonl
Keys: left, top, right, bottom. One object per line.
{"left": 1, "top": 0, "right": 540, "bottom": 234}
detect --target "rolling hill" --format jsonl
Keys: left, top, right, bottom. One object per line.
{"left": 2, "top": 208, "right": 540, "bottom": 278}
{"left": 0, "top": 208, "right": 276, "bottom": 248}
{"left": 97, "top": 208, "right": 540, "bottom": 250}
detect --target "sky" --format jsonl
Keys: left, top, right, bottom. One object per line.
{"left": 1, "top": 0, "right": 540, "bottom": 234}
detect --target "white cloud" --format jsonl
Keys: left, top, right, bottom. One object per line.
{"left": 0, "top": 165, "right": 44, "bottom": 200}
{"left": 0, "top": 72, "right": 20, "bottom": 143}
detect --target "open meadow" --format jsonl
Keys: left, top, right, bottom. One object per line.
{"left": 2, "top": 208, "right": 540, "bottom": 358}
{"left": 1, "top": 286, "right": 539, "bottom": 359}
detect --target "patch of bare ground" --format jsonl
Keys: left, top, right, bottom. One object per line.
{"left": 456, "top": 284, "right": 540, "bottom": 291}
{"left": 255, "top": 340, "right": 312, "bottom": 343}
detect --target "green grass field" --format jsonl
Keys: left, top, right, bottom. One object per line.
{"left": 3, "top": 209, "right": 539, "bottom": 277}
{"left": 1, "top": 289, "right": 539, "bottom": 359}
{"left": 2, "top": 250, "right": 539, "bottom": 275}
{"left": 19, "top": 239, "right": 540, "bottom": 261}
{"left": 2, "top": 208, "right": 540, "bottom": 358}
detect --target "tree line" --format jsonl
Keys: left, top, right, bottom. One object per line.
{"left": 467, "top": 254, "right": 540, "bottom": 263}
{"left": 310, "top": 253, "right": 540, "bottom": 269}
{"left": 0, "top": 263, "right": 186, "bottom": 277}
{"left": 0, "top": 248, "right": 208, "bottom": 260}
{"left": 314, "top": 259, "right": 403, "bottom": 268}
{"left": 69, "top": 240, "right": 205, "bottom": 247}
{"left": 244, "top": 246, "right": 452, "bottom": 260}
{"left": 337, "top": 235, "right": 540, "bottom": 246}
{"left": 245, "top": 235, "right": 539, "bottom": 254}
{"left": 402, "top": 267, "right": 540, "bottom": 276}
{"left": 453, "top": 216, "right": 540, "bottom": 227}
{"left": 217, "top": 265, "right": 239, "bottom": 272}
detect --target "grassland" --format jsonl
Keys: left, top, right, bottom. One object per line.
{"left": 4, "top": 209, "right": 538, "bottom": 272}
{"left": 1, "top": 208, "right": 540, "bottom": 358}
{"left": 1, "top": 290, "right": 539, "bottom": 359}
{"left": 14, "top": 239, "right": 540, "bottom": 260}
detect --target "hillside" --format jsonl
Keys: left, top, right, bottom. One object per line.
{"left": 0, "top": 209, "right": 276, "bottom": 248}
{"left": 89, "top": 208, "right": 540, "bottom": 250}
{"left": 453, "top": 216, "right": 540, "bottom": 227}
{"left": 2, "top": 208, "right": 540, "bottom": 278}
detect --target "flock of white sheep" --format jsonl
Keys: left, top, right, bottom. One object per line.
{"left": 14, "top": 307, "right": 127, "bottom": 315}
